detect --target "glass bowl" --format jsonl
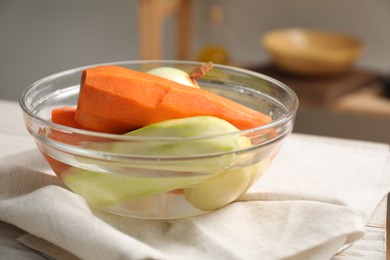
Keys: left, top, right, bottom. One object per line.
{"left": 19, "top": 60, "right": 298, "bottom": 219}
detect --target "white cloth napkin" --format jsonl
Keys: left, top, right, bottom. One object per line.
{"left": 1, "top": 133, "right": 389, "bottom": 260}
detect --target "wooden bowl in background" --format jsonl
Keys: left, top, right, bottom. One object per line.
{"left": 261, "top": 28, "right": 364, "bottom": 76}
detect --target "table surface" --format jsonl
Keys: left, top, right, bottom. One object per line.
{"left": 0, "top": 99, "right": 387, "bottom": 259}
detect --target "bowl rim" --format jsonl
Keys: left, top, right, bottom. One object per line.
{"left": 20, "top": 60, "right": 299, "bottom": 141}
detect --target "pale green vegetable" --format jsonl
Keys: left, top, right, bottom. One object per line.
{"left": 183, "top": 158, "right": 272, "bottom": 211}
{"left": 87, "top": 116, "right": 247, "bottom": 173}
{"left": 63, "top": 168, "right": 209, "bottom": 207}
{"left": 146, "top": 67, "right": 199, "bottom": 88}
{"left": 182, "top": 136, "right": 251, "bottom": 211}
{"left": 183, "top": 165, "right": 252, "bottom": 211}
{"left": 244, "top": 157, "right": 272, "bottom": 191}
{"left": 64, "top": 116, "right": 253, "bottom": 206}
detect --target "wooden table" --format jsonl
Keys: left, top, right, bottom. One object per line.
{"left": 0, "top": 99, "right": 387, "bottom": 259}
{"left": 336, "top": 197, "right": 387, "bottom": 259}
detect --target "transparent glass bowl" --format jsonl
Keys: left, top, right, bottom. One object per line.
{"left": 20, "top": 60, "right": 298, "bottom": 219}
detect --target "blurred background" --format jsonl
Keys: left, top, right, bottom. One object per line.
{"left": 1, "top": 0, "right": 390, "bottom": 142}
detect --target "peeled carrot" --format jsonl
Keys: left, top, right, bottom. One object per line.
{"left": 52, "top": 106, "right": 82, "bottom": 129}
{"left": 50, "top": 106, "right": 98, "bottom": 144}
{"left": 75, "top": 65, "right": 272, "bottom": 134}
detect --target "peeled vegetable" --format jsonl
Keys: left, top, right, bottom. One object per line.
{"left": 75, "top": 65, "right": 272, "bottom": 134}
{"left": 51, "top": 107, "right": 82, "bottom": 129}
{"left": 146, "top": 62, "right": 214, "bottom": 88}
{"left": 63, "top": 168, "right": 209, "bottom": 207}
{"left": 62, "top": 116, "right": 253, "bottom": 206}
{"left": 184, "top": 157, "right": 272, "bottom": 211}
{"left": 86, "top": 116, "right": 249, "bottom": 172}
{"left": 183, "top": 165, "right": 253, "bottom": 211}
{"left": 49, "top": 64, "right": 272, "bottom": 212}
{"left": 49, "top": 107, "right": 95, "bottom": 145}
{"left": 147, "top": 67, "right": 199, "bottom": 88}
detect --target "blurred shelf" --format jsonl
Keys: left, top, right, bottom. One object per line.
{"left": 248, "top": 64, "right": 390, "bottom": 118}
{"left": 331, "top": 82, "right": 390, "bottom": 117}
{"left": 246, "top": 64, "right": 390, "bottom": 144}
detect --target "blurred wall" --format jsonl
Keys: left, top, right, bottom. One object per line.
{"left": 1, "top": 0, "right": 390, "bottom": 101}
{"left": 192, "top": 0, "right": 390, "bottom": 144}
{"left": 193, "top": 0, "right": 390, "bottom": 72}
{"left": 0, "top": 0, "right": 139, "bottom": 101}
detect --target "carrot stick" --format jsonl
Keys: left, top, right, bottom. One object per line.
{"left": 52, "top": 106, "right": 82, "bottom": 128}
{"left": 50, "top": 106, "right": 98, "bottom": 144}
{"left": 75, "top": 65, "right": 272, "bottom": 134}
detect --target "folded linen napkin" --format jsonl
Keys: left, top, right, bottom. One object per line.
{"left": 0, "top": 133, "right": 389, "bottom": 260}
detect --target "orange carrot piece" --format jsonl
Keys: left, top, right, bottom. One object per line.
{"left": 52, "top": 106, "right": 83, "bottom": 128}
{"left": 75, "top": 65, "right": 272, "bottom": 134}
{"left": 50, "top": 106, "right": 98, "bottom": 145}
